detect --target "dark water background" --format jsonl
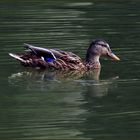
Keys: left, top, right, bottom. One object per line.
{"left": 0, "top": 0, "right": 140, "bottom": 139}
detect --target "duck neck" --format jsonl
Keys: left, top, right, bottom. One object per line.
{"left": 86, "top": 54, "right": 100, "bottom": 62}
{"left": 85, "top": 54, "right": 101, "bottom": 69}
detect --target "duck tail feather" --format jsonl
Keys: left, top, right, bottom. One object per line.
{"left": 9, "top": 53, "right": 26, "bottom": 63}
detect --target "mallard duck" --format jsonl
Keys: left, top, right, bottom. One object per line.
{"left": 9, "top": 39, "right": 120, "bottom": 70}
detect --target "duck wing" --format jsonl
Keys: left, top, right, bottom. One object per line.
{"left": 24, "top": 43, "right": 81, "bottom": 62}
{"left": 24, "top": 43, "right": 56, "bottom": 61}
{"left": 23, "top": 44, "right": 83, "bottom": 70}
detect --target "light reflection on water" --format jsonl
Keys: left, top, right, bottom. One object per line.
{"left": 0, "top": 0, "right": 140, "bottom": 139}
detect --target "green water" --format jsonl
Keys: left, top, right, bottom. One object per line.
{"left": 0, "top": 0, "right": 140, "bottom": 139}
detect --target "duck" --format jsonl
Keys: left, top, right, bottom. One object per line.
{"left": 9, "top": 39, "right": 120, "bottom": 71}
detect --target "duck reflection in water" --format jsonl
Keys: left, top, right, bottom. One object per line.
{"left": 9, "top": 67, "right": 118, "bottom": 97}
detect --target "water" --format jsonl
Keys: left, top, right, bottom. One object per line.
{"left": 0, "top": 0, "right": 140, "bottom": 139}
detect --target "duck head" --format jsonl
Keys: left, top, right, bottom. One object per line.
{"left": 86, "top": 39, "right": 120, "bottom": 68}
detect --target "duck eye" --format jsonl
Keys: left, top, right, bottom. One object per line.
{"left": 101, "top": 44, "right": 107, "bottom": 47}
{"left": 96, "top": 43, "right": 107, "bottom": 47}
{"left": 97, "top": 43, "right": 111, "bottom": 52}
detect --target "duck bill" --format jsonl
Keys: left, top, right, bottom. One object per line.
{"left": 108, "top": 52, "right": 120, "bottom": 61}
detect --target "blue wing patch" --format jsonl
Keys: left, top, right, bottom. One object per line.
{"left": 43, "top": 56, "right": 55, "bottom": 62}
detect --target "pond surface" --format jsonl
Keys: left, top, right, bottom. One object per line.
{"left": 0, "top": 0, "right": 140, "bottom": 139}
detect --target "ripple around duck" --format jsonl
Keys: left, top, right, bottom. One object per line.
{"left": 66, "top": 2, "right": 93, "bottom": 7}
{"left": 116, "top": 79, "right": 140, "bottom": 85}
{"left": 102, "top": 110, "right": 140, "bottom": 117}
